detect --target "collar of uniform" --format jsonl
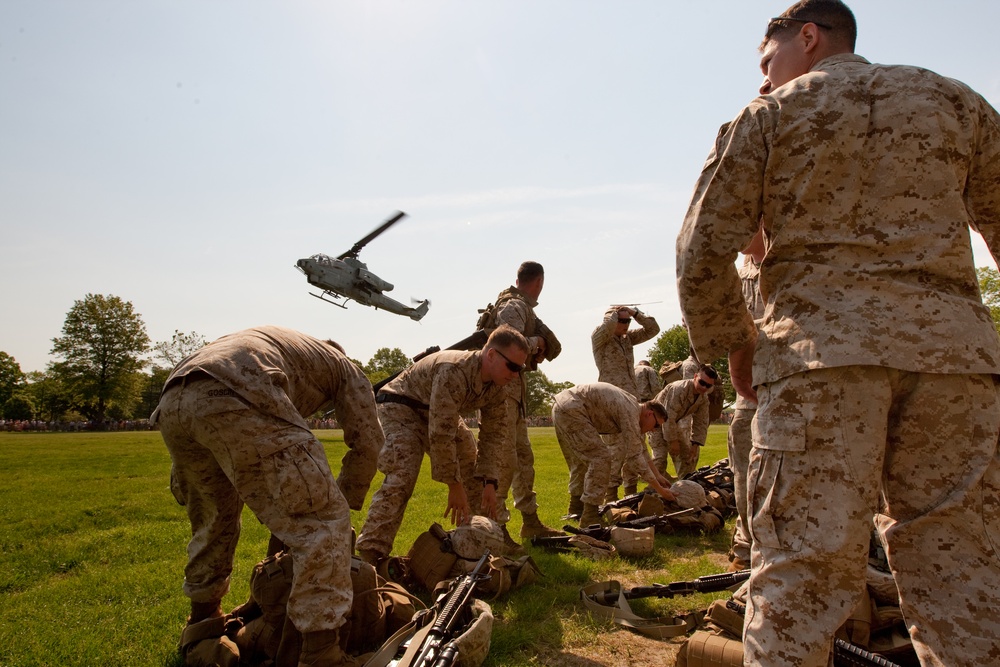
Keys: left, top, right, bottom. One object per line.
{"left": 810, "top": 52, "right": 870, "bottom": 74}
{"left": 507, "top": 285, "right": 538, "bottom": 308}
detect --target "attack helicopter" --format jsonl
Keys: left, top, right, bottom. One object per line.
{"left": 295, "top": 211, "right": 430, "bottom": 321}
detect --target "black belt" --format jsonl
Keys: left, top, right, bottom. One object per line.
{"left": 375, "top": 392, "right": 430, "bottom": 412}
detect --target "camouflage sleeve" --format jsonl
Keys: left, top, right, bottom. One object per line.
{"left": 676, "top": 114, "right": 762, "bottom": 362}
{"left": 495, "top": 300, "right": 541, "bottom": 356}
{"left": 690, "top": 396, "right": 709, "bottom": 446}
{"left": 591, "top": 313, "right": 618, "bottom": 352}
{"left": 333, "top": 363, "right": 384, "bottom": 510}
{"left": 426, "top": 364, "right": 468, "bottom": 484}
{"left": 620, "top": 407, "right": 656, "bottom": 485}
{"left": 627, "top": 312, "right": 660, "bottom": 346}
{"left": 965, "top": 92, "right": 1000, "bottom": 260}
{"left": 473, "top": 397, "right": 511, "bottom": 482}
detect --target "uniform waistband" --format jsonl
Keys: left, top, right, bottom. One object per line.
{"left": 375, "top": 392, "right": 430, "bottom": 412}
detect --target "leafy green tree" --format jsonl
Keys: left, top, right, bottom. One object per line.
{"left": 525, "top": 370, "right": 574, "bottom": 417}
{"left": 0, "top": 351, "right": 25, "bottom": 416}
{"left": 977, "top": 266, "right": 1000, "bottom": 333}
{"left": 364, "top": 347, "right": 412, "bottom": 385}
{"left": 152, "top": 330, "right": 207, "bottom": 368}
{"left": 23, "top": 370, "right": 72, "bottom": 422}
{"left": 647, "top": 323, "right": 735, "bottom": 404}
{"left": 647, "top": 324, "right": 691, "bottom": 371}
{"left": 3, "top": 392, "right": 35, "bottom": 421}
{"left": 49, "top": 294, "right": 151, "bottom": 424}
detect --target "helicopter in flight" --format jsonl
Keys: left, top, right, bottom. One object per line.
{"left": 295, "top": 211, "right": 430, "bottom": 321}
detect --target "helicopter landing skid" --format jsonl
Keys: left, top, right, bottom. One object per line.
{"left": 311, "top": 291, "right": 350, "bottom": 309}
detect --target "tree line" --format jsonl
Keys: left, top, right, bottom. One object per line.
{"left": 6, "top": 272, "right": 999, "bottom": 425}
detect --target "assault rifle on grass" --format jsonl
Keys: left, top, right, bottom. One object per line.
{"left": 583, "top": 569, "right": 903, "bottom": 667}
{"left": 383, "top": 551, "right": 490, "bottom": 667}
{"left": 530, "top": 509, "right": 698, "bottom": 549}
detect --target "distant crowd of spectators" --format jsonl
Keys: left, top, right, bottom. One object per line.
{"left": 0, "top": 419, "right": 154, "bottom": 432}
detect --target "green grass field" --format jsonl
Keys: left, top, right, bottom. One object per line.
{"left": 0, "top": 426, "right": 734, "bottom": 666}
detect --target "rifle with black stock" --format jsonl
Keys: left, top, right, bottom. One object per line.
{"left": 384, "top": 550, "right": 490, "bottom": 667}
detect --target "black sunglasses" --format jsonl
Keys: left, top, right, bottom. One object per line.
{"left": 697, "top": 379, "right": 714, "bottom": 388}
{"left": 494, "top": 348, "right": 525, "bottom": 374}
{"left": 617, "top": 318, "right": 631, "bottom": 324}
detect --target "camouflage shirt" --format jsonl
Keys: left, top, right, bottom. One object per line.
{"left": 734, "top": 256, "right": 764, "bottom": 410}
{"left": 383, "top": 349, "right": 510, "bottom": 483}
{"left": 677, "top": 54, "right": 1000, "bottom": 384}
{"left": 654, "top": 378, "right": 710, "bottom": 446}
{"left": 634, "top": 364, "right": 662, "bottom": 401}
{"left": 492, "top": 286, "right": 539, "bottom": 402}
{"left": 553, "top": 382, "right": 654, "bottom": 483}
{"left": 592, "top": 310, "right": 660, "bottom": 397}
{"left": 159, "top": 325, "right": 382, "bottom": 508}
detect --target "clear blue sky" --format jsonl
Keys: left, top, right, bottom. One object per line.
{"left": 2, "top": 1, "right": 998, "bottom": 384}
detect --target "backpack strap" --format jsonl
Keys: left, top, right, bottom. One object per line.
{"left": 579, "top": 580, "right": 704, "bottom": 639}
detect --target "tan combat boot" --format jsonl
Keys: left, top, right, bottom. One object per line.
{"left": 578, "top": 503, "right": 605, "bottom": 528}
{"left": 604, "top": 486, "right": 620, "bottom": 504}
{"left": 623, "top": 484, "right": 638, "bottom": 496}
{"left": 519, "top": 511, "right": 564, "bottom": 539}
{"left": 297, "top": 629, "right": 356, "bottom": 667}
{"left": 500, "top": 523, "right": 526, "bottom": 557}
{"left": 563, "top": 495, "right": 583, "bottom": 520}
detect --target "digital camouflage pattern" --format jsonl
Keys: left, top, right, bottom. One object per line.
{"left": 677, "top": 53, "right": 1000, "bottom": 667}
{"left": 356, "top": 350, "right": 510, "bottom": 559}
{"left": 633, "top": 362, "right": 662, "bottom": 402}
{"left": 591, "top": 309, "right": 660, "bottom": 398}
{"left": 491, "top": 288, "right": 544, "bottom": 523}
{"left": 153, "top": 326, "right": 383, "bottom": 634}
{"left": 648, "top": 378, "right": 710, "bottom": 478}
{"left": 551, "top": 383, "right": 653, "bottom": 506}
{"left": 729, "top": 255, "right": 766, "bottom": 565}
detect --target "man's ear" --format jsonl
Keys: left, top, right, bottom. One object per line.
{"left": 800, "top": 23, "right": 821, "bottom": 54}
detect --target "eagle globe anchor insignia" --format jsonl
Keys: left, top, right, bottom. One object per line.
{"left": 295, "top": 211, "right": 430, "bottom": 322}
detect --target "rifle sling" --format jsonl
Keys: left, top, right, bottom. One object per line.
{"left": 362, "top": 609, "right": 435, "bottom": 667}
{"left": 579, "top": 580, "right": 704, "bottom": 640}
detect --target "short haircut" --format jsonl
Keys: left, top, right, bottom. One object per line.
{"left": 485, "top": 323, "right": 529, "bottom": 355}
{"left": 517, "top": 261, "right": 544, "bottom": 284}
{"left": 699, "top": 364, "right": 720, "bottom": 380}
{"left": 642, "top": 401, "right": 669, "bottom": 422}
{"left": 762, "top": 0, "right": 857, "bottom": 52}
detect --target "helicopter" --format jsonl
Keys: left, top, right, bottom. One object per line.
{"left": 295, "top": 211, "right": 430, "bottom": 321}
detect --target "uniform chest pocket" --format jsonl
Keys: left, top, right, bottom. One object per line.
{"left": 748, "top": 412, "right": 810, "bottom": 552}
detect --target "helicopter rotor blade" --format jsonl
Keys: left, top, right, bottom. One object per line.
{"left": 337, "top": 211, "right": 407, "bottom": 260}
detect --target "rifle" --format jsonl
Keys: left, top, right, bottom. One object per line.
{"left": 387, "top": 550, "right": 490, "bottom": 667}
{"left": 569, "top": 508, "right": 700, "bottom": 541}
{"left": 587, "top": 569, "right": 751, "bottom": 605}
{"left": 598, "top": 488, "right": 653, "bottom": 516}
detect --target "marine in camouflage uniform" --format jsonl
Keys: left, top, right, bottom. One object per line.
{"left": 677, "top": 3, "right": 1000, "bottom": 665}
{"left": 648, "top": 367, "right": 716, "bottom": 478}
{"left": 551, "top": 382, "right": 675, "bottom": 526}
{"left": 591, "top": 306, "right": 660, "bottom": 498}
{"left": 633, "top": 360, "right": 662, "bottom": 402}
{"left": 355, "top": 326, "right": 528, "bottom": 562}
{"left": 152, "top": 326, "right": 382, "bottom": 664}
{"left": 728, "top": 235, "right": 766, "bottom": 571}
{"left": 484, "top": 261, "right": 563, "bottom": 544}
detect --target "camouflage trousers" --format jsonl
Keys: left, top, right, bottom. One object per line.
{"left": 552, "top": 403, "right": 615, "bottom": 506}
{"left": 355, "top": 403, "right": 481, "bottom": 559}
{"left": 495, "top": 397, "right": 539, "bottom": 524}
{"left": 157, "top": 374, "right": 353, "bottom": 633}
{"left": 648, "top": 427, "right": 699, "bottom": 479}
{"left": 745, "top": 367, "right": 1000, "bottom": 667}
{"left": 605, "top": 431, "right": 640, "bottom": 489}
{"left": 726, "top": 407, "right": 755, "bottom": 564}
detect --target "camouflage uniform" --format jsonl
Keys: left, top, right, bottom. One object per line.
{"left": 490, "top": 287, "right": 545, "bottom": 525}
{"left": 551, "top": 383, "right": 656, "bottom": 506}
{"left": 728, "top": 256, "right": 765, "bottom": 565}
{"left": 633, "top": 363, "right": 661, "bottom": 402}
{"left": 355, "top": 350, "right": 510, "bottom": 559}
{"left": 592, "top": 309, "right": 659, "bottom": 490}
{"left": 677, "top": 54, "right": 1000, "bottom": 666}
{"left": 152, "top": 326, "right": 382, "bottom": 634}
{"left": 648, "top": 378, "right": 710, "bottom": 478}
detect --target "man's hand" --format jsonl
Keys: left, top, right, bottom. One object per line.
{"left": 729, "top": 339, "right": 758, "bottom": 403}
{"left": 445, "top": 481, "right": 472, "bottom": 526}
{"left": 650, "top": 480, "right": 677, "bottom": 503}
{"left": 480, "top": 483, "right": 497, "bottom": 520}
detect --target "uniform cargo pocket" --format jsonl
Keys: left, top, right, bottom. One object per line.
{"left": 263, "top": 444, "right": 333, "bottom": 516}
{"left": 748, "top": 411, "right": 810, "bottom": 552}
